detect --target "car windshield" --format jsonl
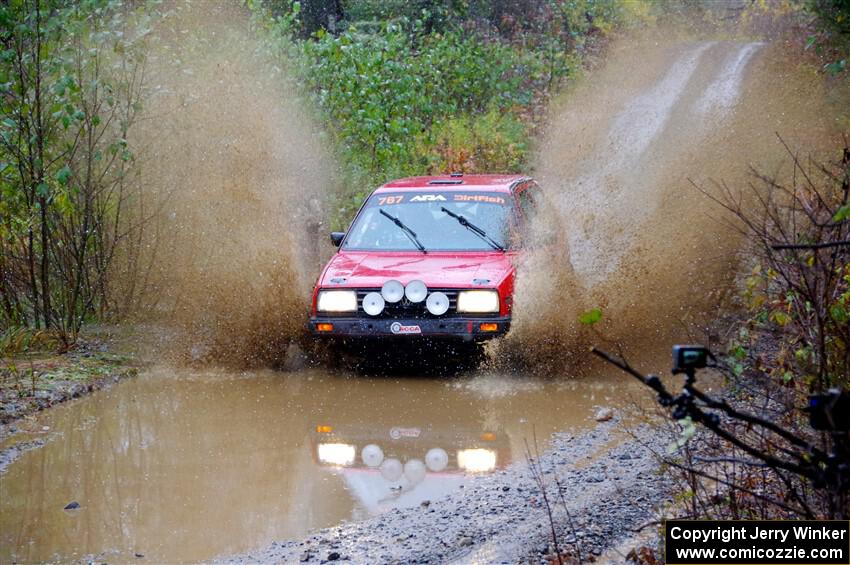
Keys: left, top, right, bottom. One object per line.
{"left": 342, "top": 191, "right": 513, "bottom": 252}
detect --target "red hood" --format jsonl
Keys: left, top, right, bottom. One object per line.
{"left": 319, "top": 251, "right": 515, "bottom": 288}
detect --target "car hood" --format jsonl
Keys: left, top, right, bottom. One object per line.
{"left": 319, "top": 251, "right": 515, "bottom": 288}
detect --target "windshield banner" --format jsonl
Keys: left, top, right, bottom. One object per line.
{"left": 371, "top": 192, "right": 507, "bottom": 206}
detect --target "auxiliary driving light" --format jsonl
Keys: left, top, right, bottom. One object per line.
{"left": 405, "top": 280, "right": 428, "bottom": 303}
{"left": 381, "top": 280, "right": 404, "bottom": 303}
{"left": 425, "top": 448, "right": 449, "bottom": 472}
{"left": 426, "top": 292, "right": 450, "bottom": 316}
{"left": 380, "top": 458, "right": 403, "bottom": 482}
{"left": 457, "top": 290, "right": 499, "bottom": 313}
{"left": 361, "top": 444, "right": 384, "bottom": 468}
{"left": 362, "top": 292, "right": 385, "bottom": 316}
{"left": 404, "top": 459, "right": 427, "bottom": 485}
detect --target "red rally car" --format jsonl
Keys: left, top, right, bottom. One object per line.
{"left": 309, "top": 174, "right": 541, "bottom": 345}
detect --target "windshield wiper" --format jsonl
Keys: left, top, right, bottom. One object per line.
{"left": 379, "top": 209, "right": 427, "bottom": 253}
{"left": 440, "top": 207, "right": 505, "bottom": 252}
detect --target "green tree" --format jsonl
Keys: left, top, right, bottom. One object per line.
{"left": 1, "top": 0, "right": 153, "bottom": 344}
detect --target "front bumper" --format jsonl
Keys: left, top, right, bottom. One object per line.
{"left": 309, "top": 316, "right": 510, "bottom": 341}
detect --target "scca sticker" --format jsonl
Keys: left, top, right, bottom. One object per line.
{"left": 390, "top": 427, "right": 421, "bottom": 439}
{"left": 390, "top": 322, "right": 422, "bottom": 334}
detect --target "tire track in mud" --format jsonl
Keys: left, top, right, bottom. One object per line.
{"left": 556, "top": 41, "right": 717, "bottom": 284}
{"left": 504, "top": 38, "right": 842, "bottom": 372}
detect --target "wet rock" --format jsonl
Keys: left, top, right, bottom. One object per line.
{"left": 64, "top": 501, "right": 80, "bottom": 510}
{"left": 299, "top": 552, "right": 311, "bottom": 562}
{"left": 327, "top": 551, "right": 341, "bottom": 561}
{"left": 458, "top": 537, "right": 473, "bottom": 547}
{"left": 502, "top": 486, "right": 510, "bottom": 492}
{"left": 134, "top": 553, "right": 144, "bottom": 558}
{"left": 421, "top": 500, "right": 430, "bottom": 508}
{"left": 594, "top": 407, "right": 614, "bottom": 422}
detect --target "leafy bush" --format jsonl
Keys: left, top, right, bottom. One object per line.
{"left": 805, "top": 0, "right": 850, "bottom": 74}
{"left": 302, "top": 25, "right": 532, "bottom": 179}
{"left": 252, "top": 0, "right": 626, "bottom": 226}
{"left": 419, "top": 109, "right": 528, "bottom": 174}
{"left": 713, "top": 143, "right": 850, "bottom": 390}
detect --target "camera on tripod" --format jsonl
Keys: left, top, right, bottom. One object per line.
{"left": 672, "top": 345, "right": 711, "bottom": 374}
{"left": 808, "top": 390, "right": 850, "bottom": 431}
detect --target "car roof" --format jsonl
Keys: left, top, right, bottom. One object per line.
{"left": 374, "top": 174, "right": 529, "bottom": 194}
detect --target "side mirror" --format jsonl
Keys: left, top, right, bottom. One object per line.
{"left": 330, "top": 232, "right": 345, "bottom": 247}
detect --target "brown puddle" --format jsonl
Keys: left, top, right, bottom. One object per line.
{"left": 0, "top": 367, "right": 648, "bottom": 563}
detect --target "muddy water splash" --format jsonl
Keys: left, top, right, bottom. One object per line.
{"left": 504, "top": 38, "right": 844, "bottom": 369}
{"left": 133, "top": 2, "right": 334, "bottom": 366}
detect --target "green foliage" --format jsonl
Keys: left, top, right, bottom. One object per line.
{"left": 421, "top": 109, "right": 528, "bottom": 174}
{"left": 731, "top": 147, "right": 849, "bottom": 390}
{"left": 805, "top": 0, "right": 850, "bottom": 75}
{"left": 668, "top": 416, "right": 697, "bottom": 453}
{"left": 578, "top": 308, "right": 602, "bottom": 325}
{"left": 299, "top": 24, "right": 538, "bottom": 186}
{"left": 0, "top": 0, "right": 154, "bottom": 342}
{"left": 0, "top": 326, "right": 60, "bottom": 357}
{"left": 252, "top": 0, "right": 626, "bottom": 226}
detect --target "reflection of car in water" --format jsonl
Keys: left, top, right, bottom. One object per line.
{"left": 310, "top": 422, "right": 510, "bottom": 516}
{"left": 309, "top": 174, "right": 543, "bottom": 359}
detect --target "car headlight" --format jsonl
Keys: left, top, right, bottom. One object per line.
{"left": 317, "top": 443, "right": 356, "bottom": 466}
{"left": 456, "top": 290, "right": 500, "bottom": 313}
{"left": 317, "top": 290, "right": 357, "bottom": 313}
{"left": 457, "top": 448, "right": 496, "bottom": 473}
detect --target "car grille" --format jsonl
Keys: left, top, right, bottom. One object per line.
{"left": 351, "top": 288, "right": 496, "bottom": 319}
